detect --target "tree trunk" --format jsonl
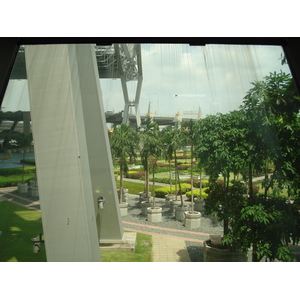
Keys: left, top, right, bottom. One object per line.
{"left": 169, "top": 160, "right": 173, "bottom": 194}
{"left": 119, "top": 162, "right": 123, "bottom": 204}
{"left": 174, "top": 150, "right": 183, "bottom": 206}
{"left": 152, "top": 165, "right": 156, "bottom": 208}
{"left": 145, "top": 160, "right": 150, "bottom": 201}
{"left": 199, "top": 166, "right": 203, "bottom": 200}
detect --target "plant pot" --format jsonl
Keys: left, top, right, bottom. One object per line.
{"left": 169, "top": 199, "right": 181, "bottom": 214}
{"left": 138, "top": 192, "right": 151, "bottom": 206}
{"left": 147, "top": 207, "right": 162, "bottom": 222}
{"left": 118, "top": 188, "right": 129, "bottom": 203}
{"left": 184, "top": 211, "right": 201, "bottom": 229}
{"left": 203, "top": 239, "right": 248, "bottom": 262}
{"left": 165, "top": 194, "right": 176, "bottom": 207}
{"left": 141, "top": 201, "right": 153, "bottom": 216}
{"left": 29, "top": 186, "right": 39, "bottom": 197}
{"left": 175, "top": 205, "right": 190, "bottom": 221}
{"left": 18, "top": 182, "right": 28, "bottom": 194}
{"left": 194, "top": 198, "right": 205, "bottom": 213}
{"left": 119, "top": 202, "right": 128, "bottom": 216}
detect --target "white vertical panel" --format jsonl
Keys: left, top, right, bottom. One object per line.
{"left": 25, "top": 44, "right": 110, "bottom": 261}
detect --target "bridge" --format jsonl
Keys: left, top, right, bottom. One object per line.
{"left": 4, "top": 44, "right": 143, "bottom": 126}
{"left": 1, "top": 43, "right": 199, "bottom": 139}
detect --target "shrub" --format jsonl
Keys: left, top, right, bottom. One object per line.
{"left": 186, "top": 188, "right": 209, "bottom": 199}
{"left": 0, "top": 174, "right": 36, "bottom": 188}
{"left": 154, "top": 177, "right": 177, "bottom": 185}
{"left": 177, "top": 164, "right": 190, "bottom": 170}
{"left": 195, "top": 179, "right": 210, "bottom": 188}
{"left": 0, "top": 167, "right": 36, "bottom": 176}
{"left": 154, "top": 183, "right": 192, "bottom": 198}
{"left": 126, "top": 170, "right": 146, "bottom": 179}
{"left": 154, "top": 186, "right": 171, "bottom": 198}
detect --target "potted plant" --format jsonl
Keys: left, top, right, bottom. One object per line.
{"left": 161, "top": 126, "right": 177, "bottom": 206}
{"left": 183, "top": 120, "right": 201, "bottom": 229}
{"left": 109, "top": 124, "right": 138, "bottom": 216}
{"left": 203, "top": 180, "right": 249, "bottom": 261}
{"left": 139, "top": 116, "right": 160, "bottom": 215}
{"left": 146, "top": 154, "right": 162, "bottom": 222}
{"left": 168, "top": 121, "right": 189, "bottom": 221}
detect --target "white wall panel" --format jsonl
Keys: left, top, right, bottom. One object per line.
{"left": 25, "top": 44, "right": 123, "bottom": 261}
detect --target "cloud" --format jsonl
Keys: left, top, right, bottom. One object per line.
{"left": 100, "top": 44, "right": 290, "bottom": 118}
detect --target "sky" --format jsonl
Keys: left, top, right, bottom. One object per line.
{"left": 1, "top": 43, "right": 291, "bottom": 118}
{"left": 100, "top": 44, "right": 291, "bottom": 118}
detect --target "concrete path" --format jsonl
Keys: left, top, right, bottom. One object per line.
{"left": 152, "top": 235, "right": 190, "bottom": 262}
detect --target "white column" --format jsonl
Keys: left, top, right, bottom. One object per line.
{"left": 25, "top": 44, "right": 124, "bottom": 261}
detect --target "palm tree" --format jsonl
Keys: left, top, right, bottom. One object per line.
{"left": 161, "top": 126, "right": 176, "bottom": 196}
{"left": 139, "top": 115, "right": 161, "bottom": 202}
{"left": 109, "top": 123, "right": 138, "bottom": 204}
{"left": 182, "top": 119, "right": 197, "bottom": 212}
{"left": 170, "top": 121, "right": 186, "bottom": 207}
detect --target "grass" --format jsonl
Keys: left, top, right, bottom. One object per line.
{"left": 0, "top": 201, "right": 46, "bottom": 262}
{"left": 100, "top": 231, "right": 152, "bottom": 262}
{"left": 0, "top": 200, "right": 153, "bottom": 262}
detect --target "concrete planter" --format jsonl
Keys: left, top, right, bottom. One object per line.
{"left": 119, "top": 202, "right": 128, "bottom": 216}
{"left": 184, "top": 211, "right": 201, "bottom": 229}
{"left": 203, "top": 239, "right": 248, "bottom": 262}
{"left": 141, "top": 201, "right": 153, "bottom": 216}
{"left": 138, "top": 192, "right": 151, "bottom": 206}
{"left": 175, "top": 205, "right": 190, "bottom": 221}
{"left": 118, "top": 188, "right": 129, "bottom": 203}
{"left": 147, "top": 207, "right": 162, "bottom": 222}
{"left": 29, "top": 186, "right": 39, "bottom": 197}
{"left": 169, "top": 200, "right": 181, "bottom": 214}
{"left": 18, "top": 182, "right": 28, "bottom": 194}
{"left": 194, "top": 198, "right": 205, "bottom": 213}
{"left": 165, "top": 194, "right": 176, "bottom": 207}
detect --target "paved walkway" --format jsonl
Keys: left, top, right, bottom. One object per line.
{"left": 152, "top": 235, "right": 190, "bottom": 262}
{"left": 0, "top": 187, "right": 193, "bottom": 262}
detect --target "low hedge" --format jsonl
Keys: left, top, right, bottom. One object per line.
{"left": 154, "top": 183, "right": 192, "bottom": 198}
{"left": 0, "top": 167, "right": 36, "bottom": 176}
{"left": 20, "top": 159, "right": 36, "bottom": 166}
{"left": 186, "top": 188, "right": 209, "bottom": 200}
{"left": 0, "top": 174, "right": 36, "bottom": 188}
{"left": 126, "top": 170, "right": 146, "bottom": 179}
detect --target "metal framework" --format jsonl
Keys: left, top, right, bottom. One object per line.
{"left": 6, "top": 43, "right": 143, "bottom": 127}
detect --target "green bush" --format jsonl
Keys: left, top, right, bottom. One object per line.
{"left": 154, "top": 186, "right": 171, "bottom": 198}
{"left": 126, "top": 170, "right": 146, "bottom": 179}
{"left": 20, "top": 159, "right": 36, "bottom": 166}
{"left": 186, "top": 188, "right": 209, "bottom": 199}
{"left": 195, "top": 179, "right": 209, "bottom": 188}
{"left": 0, "top": 174, "right": 36, "bottom": 188}
{"left": 154, "top": 183, "right": 192, "bottom": 198}
{"left": 0, "top": 167, "right": 36, "bottom": 176}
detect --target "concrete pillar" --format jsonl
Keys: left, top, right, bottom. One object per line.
{"left": 22, "top": 111, "right": 31, "bottom": 135}
{"left": 25, "top": 44, "right": 123, "bottom": 261}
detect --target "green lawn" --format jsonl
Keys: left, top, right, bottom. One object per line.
{"left": 0, "top": 201, "right": 46, "bottom": 262}
{"left": 0, "top": 201, "right": 152, "bottom": 262}
{"left": 100, "top": 232, "right": 152, "bottom": 262}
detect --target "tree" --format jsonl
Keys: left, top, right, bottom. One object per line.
{"left": 139, "top": 115, "right": 161, "bottom": 201}
{"left": 161, "top": 125, "right": 176, "bottom": 195}
{"left": 109, "top": 123, "right": 138, "bottom": 204}
{"left": 169, "top": 121, "right": 186, "bottom": 207}
{"left": 182, "top": 119, "right": 197, "bottom": 212}
{"left": 194, "top": 111, "right": 247, "bottom": 234}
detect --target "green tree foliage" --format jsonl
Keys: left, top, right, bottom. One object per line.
{"left": 139, "top": 116, "right": 162, "bottom": 201}
{"left": 109, "top": 123, "right": 138, "bottom": 203}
